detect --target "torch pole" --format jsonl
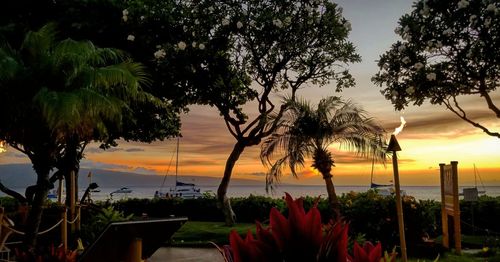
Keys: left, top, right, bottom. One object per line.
{"left": 388, "top": 134, "right": 407, "bottom": 262}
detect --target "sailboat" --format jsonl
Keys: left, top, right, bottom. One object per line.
{"left": 461, "top": 164, "right": 486, "bottom": 200}
{"left": 369, "top": 153, "right": 405, "bottom": 196}
{"left": 155, "top": 138, "right": 203, "bottom": 199}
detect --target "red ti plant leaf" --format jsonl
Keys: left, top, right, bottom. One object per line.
{"left": 270, "top": 193, "right": 323, "bottom": 261}
{"left": 229, "top": 229, "right": 280, "bottom": 262}
{"left": 347, "top": 241, "right": 382, "bottom": 262}
{"left": 318, "top": 220, "right": 349, "bottom": 262}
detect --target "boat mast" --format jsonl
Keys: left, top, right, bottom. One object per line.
{"left": 370, "top": 149, "right": 376, "bottom": 187}
{"left": 175, "top": 137, "right": 179, "bottom": 193}
{"left": 474, "top": 164, "right": 478, "bottom": 189}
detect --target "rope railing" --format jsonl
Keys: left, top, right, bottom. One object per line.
{"left": 67, "top": 212, "right": 80, "bottom": 225}
{"left": 4, "top": 218, "right": 64, "bottom": 236}
{"left": 3, "top": 205, "right": 81, "bottom": 236}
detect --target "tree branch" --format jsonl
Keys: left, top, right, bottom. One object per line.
{"left": 445, "top": 97, "right": 500, "bottom": 138}
{"left": 479, "top": 77, "right": 500, "bottom": 118}
{"left": 0, "top": 180, "right": 28, "bottom": 204}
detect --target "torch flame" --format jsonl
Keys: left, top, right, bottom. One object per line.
{"left": 393, "top": 116, "right": 406, "bottom": 135}
{"left": 0, "top": 140, "right": 6, "bottom": 153}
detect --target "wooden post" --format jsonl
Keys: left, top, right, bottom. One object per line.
{"left": 439, "top": 161, "right": 461, "bottom": 254}
{"left": 61, "top": 207, "right": 68, "bottom": 252}
{"left": 387, "top": 135, "right": 407, "bottom": 262}
{"left": 392, "top": 150, "right": 407, "bottom": 262}
{"left": 451, "top": 162, "right": 461, "bottom": 254}
{"left": 76, "top": 205, "right": 81, "bottom": 232}
{"left": 58, "top": 178, "right": 63, "bottom": 204}
{"left": 439, "top": 163, "right": 449, "bottom": 249}
{"left": 126, "top": 238, "right": 142, "bottom": 262}
{"left": 70, "top": 171, "right": 76, "bottom": 233}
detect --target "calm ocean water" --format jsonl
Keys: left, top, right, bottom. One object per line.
{"left": 63, "top": 185, "right": 500, "bottom": 202}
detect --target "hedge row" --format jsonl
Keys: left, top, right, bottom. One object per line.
{"left": 1, "top": 191, "right": 499, "bottom": 251}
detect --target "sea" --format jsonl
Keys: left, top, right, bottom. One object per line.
{"left": 32, "top": 185, "right": 500, "bottom": 202}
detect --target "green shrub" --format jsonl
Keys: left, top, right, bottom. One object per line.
{"left": 80, "top": 206, "right": 133, "bottom": 245}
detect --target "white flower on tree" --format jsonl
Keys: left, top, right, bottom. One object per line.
{"left": 402, "top": 56, "right": 411, "bottom": 64}
{"left": 122, "top": 15, "right": 128, "bottom": 22}
{"left": 406, "top": 86, "right": 415, "bottom": 95}
{"left": 192, "top": 41, "right": 197, "bottom": 48}
{"left": 426, "top": 72, "right": 436, "bottom": 81}
{"left": 443, "top": 28, "right": 453, "bottom": 36}
{"left": 122, "top": 9, "right": 129, "bottom": 16}
{"left": 486, "top": 4, "right": 497, "bottom": 12}
{"left": 284, "top": 17, "right": 292, "bottom": 25}
{"left": 222, "top": 18, "right": 230, "bottom": 26}
{"left": 236, "top": 21, "right": 243, "bottom": 29}
{"left": 154, "top": 49, "right": 166, "bottom": 59}
{"left": 249, "top": 20, "right": 256, "bottom": 27}
{"left": 344, "top": 21, "right": 351, "bottom": 31}
{"left": 414, "top": 62, "right": 424, "bottom": 70}
{"left": 127, "top": 34, "right": 135, "bottom": 41}
{"left": 198, "top": 43, "right": 205, "bottom": 50}
{"left": 177, "top": 41, "right": 186, "bottom": 50}
{"left": 469, "top": 15, "right": 477, "bottom": 24}
{"left": 484, "top": 17, "right": 492, "bottom": 28}
{"left": 420, "top": 5, "right": 430, "bottom": 17}
{"left": 273, "top": 19, "right": 283, "bottom": 28}
{"left": 457, "top": 0, "right": 469, "bottom": 9}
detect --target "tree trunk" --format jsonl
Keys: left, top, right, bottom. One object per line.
{"left": 62, "top": 140, "right": 80, "bottom": 208}
{"left": 217, "top": 141, "right": 246, "bottom": 226}
{"left": 323, "top": 173, "right": 341, "bottom": 221}
{"left": 23, "top": 167, "right": 51, "bottom": 249}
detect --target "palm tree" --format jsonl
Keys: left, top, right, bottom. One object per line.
{"left": 0, "top": 23, "right": 166, "bottom": 247}
{"left": 261, "top": 96, "right": 386, "bottom": 218}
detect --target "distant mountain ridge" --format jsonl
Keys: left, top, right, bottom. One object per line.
{"left": 0, "top": 163, "right": 262, "bottom": 188}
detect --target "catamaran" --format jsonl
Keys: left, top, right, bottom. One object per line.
{"left": 369, "top": 152, "right": 406, "bottom": 197}
{"left": 155, "top": 138, "right": 203, "bottom": 199}
{"left": 461, "top": 164, "right": 486, "bottom": 200}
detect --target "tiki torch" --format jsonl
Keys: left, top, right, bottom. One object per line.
{"left": 0, "top": 140, "right": 6, "bottom": 153}
{"left": 387, "top": 117, "right": 407, "bottom": 262}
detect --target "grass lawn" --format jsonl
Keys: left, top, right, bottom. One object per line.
{"left": 170, "top": 221, "right": 255, "bottom": 246}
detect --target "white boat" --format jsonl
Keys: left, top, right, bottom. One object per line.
{"left": 155, "top": 181, "right": 203, "bottom": 199}
{"left": 110, "top": 187, "right": 132, "bottom": 196}
{"left": 369, "top": 154, "right": 406, "bottom": 197}
{"left": 460, "top": 164, "right": 486, "bottom": 201}
{"left": 155, "top": 138, "right": 203, "bottom": 199}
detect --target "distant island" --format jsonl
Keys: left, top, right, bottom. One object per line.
{"left": 0, "top": 163, "right": 263, "bottom": 188}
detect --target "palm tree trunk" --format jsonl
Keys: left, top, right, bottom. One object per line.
{"left": 323, "top": 173, "right": 341, "bottom": 220}
{"left": 62, "top": 139, "right": 80, "bottom": 208}
{"left": 24, "top": 166, "right": 51, "bottom": 249}
{"left": 217, "top": 141, "right": 246, "bottom": 226}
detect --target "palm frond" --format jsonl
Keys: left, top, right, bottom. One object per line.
{"left": 261, "top": 95, "right": 388, "bottom": 188}
{"left": 21, "top": 23, "right": 57, "bottom": 59}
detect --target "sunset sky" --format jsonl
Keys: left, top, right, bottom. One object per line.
{"left": 1, "top": 0, "right": 499, "bottom": 187}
